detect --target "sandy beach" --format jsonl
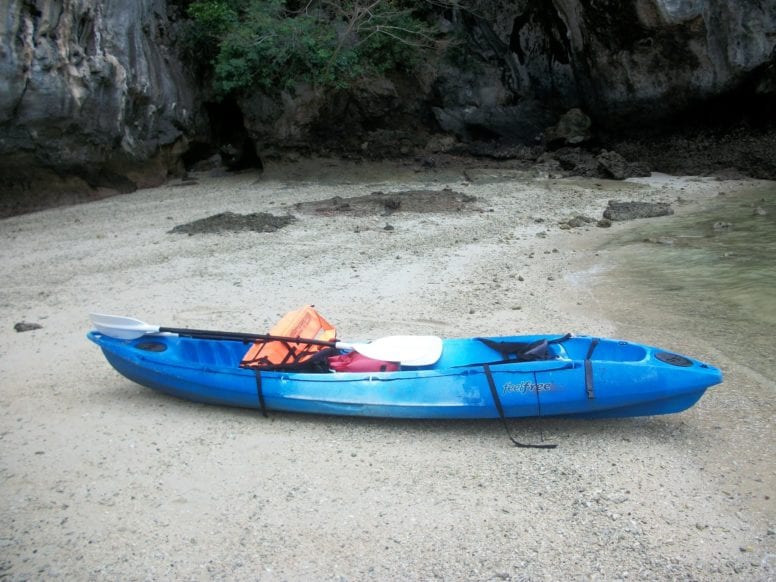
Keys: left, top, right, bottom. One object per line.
{"left": 1, "top": 160, "right": 773, "bottom": 580}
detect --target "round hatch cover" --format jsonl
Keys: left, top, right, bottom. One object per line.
{"left": 655, "top": 352, "right": 692, "bottom": 367}
{"left": 135, "top": 341, "right": 167, "bottom": 352}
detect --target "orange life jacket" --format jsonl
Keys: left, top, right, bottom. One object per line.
{"left": 240, "top": 306, "right": 337, "bottom": 370}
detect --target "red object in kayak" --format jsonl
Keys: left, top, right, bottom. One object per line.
{"left": 328, "top": 351, "right": 399, "bottom": 372}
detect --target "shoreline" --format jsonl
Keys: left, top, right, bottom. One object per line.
{"left": 1, "top": 162, "right": 772, "bottom": 580}
{"left": 584, "top": 186, "right": 775, "bottom": 551}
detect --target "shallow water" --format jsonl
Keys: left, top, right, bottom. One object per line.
{"left": 602, "top": 182, "right": 776, "bottom": 380}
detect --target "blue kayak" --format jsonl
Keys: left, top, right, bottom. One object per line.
{"left": 87, "top": 330, "right": 722, "bottom": 419}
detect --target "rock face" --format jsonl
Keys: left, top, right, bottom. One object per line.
{"left": 0, "top": 0, "right": 198, "bottom": 200}
{"left": 555, "top": 0, "right": 775, "bottom": 119}
{"left": 234, "top": 0, "right": 776, "bottom": 153}
{"left": 0, "top": 0, "right": 774, "bottom": 212}
{"left": 430, "top": 0, "right": 776, "bottom": 141}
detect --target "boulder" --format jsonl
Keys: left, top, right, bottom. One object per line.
{"left": 545, "top": 108, "right": 592, "bottom": 145}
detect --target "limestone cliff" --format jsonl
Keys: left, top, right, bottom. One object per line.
{"left": 431, "top": 0, "right": 776, "bottom": 141}
{"left": 0, "top": 0, "right": 774, "bottom": 214}
{"left": 0, "top": 0, "right": 198, "bottom": 197}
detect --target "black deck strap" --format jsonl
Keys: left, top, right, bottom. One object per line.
{"left": 254, "top": 369, "right": 268, "bottom": 418}
{"left": 584, "top": 338, "right": 600, "bottom": 399}
{"left": 278, "top": 340, "right": 297, "bottom": 367}
{"left": 483, "top": 364, "right": 557, "bottom": 449}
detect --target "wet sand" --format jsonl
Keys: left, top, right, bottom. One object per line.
{"left": 0, "top": 161, "right": 773, "bottom": 580}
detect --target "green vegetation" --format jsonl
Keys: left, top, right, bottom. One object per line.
{"left": 183, "top": 0, "right": 439, "bottom": 96}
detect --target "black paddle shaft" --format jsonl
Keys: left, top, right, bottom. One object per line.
{"left": 158, "top": 326, "right": 338, "bottom": 347}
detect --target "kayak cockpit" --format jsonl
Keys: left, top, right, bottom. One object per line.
{"left": 122, "top": 333, "right": 653, "bottom": 372}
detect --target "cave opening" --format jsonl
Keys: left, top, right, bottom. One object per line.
{"left": 466, "top": 124, "right": 503, "bottom": 141}
{"left": 679, "top": 66, "right": 776, "bottom": 131}
{"left": 510, "top": 8, "right": 570, "bottom": 67}
{"left": 183, "top": 97, "right": 262, "bottom": 171}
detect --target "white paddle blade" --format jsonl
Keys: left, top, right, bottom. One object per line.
{"left": 342, "top": 336, "right": 443, "bottom": 367}
{"left": 89, "top": 313, "right": 160, "bottom": 340}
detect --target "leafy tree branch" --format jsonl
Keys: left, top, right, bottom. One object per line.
{"left": 182, "top": 0, "right": 444, "bottom": 96}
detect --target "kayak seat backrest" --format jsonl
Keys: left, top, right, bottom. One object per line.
{"left": 559, "top": 338, "right": 648, "bottom": 362}
{"left": 241, "top": 306, "right": 337, "bottom": 370}
{"left": 476, "top": 335, "right": 570, "bottom": 362}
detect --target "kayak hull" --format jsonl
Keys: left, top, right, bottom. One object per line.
{"left": 88, "top": 331, "right": 722, "bottom": 420}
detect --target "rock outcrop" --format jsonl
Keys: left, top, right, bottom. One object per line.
{"left": 0, "top": 0, "right": 199, "bottom": 207}
{"left": 0, "top": 0, "right": 774, "bottom": 214}
{"left": 429, "top": 0, "right": 776, "bottom": 142}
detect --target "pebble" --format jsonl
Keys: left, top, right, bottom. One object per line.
{"left": 14, "top": 322, "right": 42, "bottom": 332}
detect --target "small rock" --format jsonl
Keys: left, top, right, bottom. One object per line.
{"left": 561, "top": 215, "right": 595, "bottom": 229}
{"left": 383, "top": 224, "right": 395, "bottom": 231}
{"left": 597, "top": 218, "right": 612, "bottom": 228}
{"left": 545, "top": 147, "right": 598, "bottom": 177}
{"left": 603, "top": 200, "right": 673, "bottom": 221}
{"left": 712, "top": 221, "right": 733, "bottom": 230}
{"left": 382, "top": 198, "right": 401, "bottom": 211}
{"left": 754, "top": 206, "right": 767, "bottom": 216}
{"left": 544, "top": 108, "right": 592, "bottom": 146}
{"left": 645, "top": 236, "right": 676, "bottom": 246}
{"left": 15, "top": 322, "right": 42, "bottom": 332}
{"left": 596, "top": 150, "right": 650, "bottom": 180}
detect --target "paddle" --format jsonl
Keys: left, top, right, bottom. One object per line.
{"left": 89, "top": 313, "right": 443, "bottom": 367}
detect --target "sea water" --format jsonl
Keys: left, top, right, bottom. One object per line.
{"left": 601, "top": 182, "right": 776, "bottom": 380}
